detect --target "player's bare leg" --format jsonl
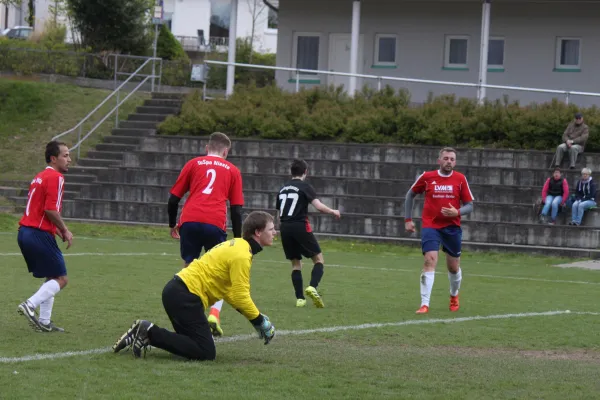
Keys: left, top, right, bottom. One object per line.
{"left": 291, "top": 259, "right": 306, "bottom": 307}
{"left": 416, "top": 251, "right": 438, "bottom": 314}
{"left": 446, "top": 255, "right": 461, "bottom": 312}
{"left": 304, "top": 253, "right": 324, "bottom": 308}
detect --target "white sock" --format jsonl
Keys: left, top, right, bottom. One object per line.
{"left": 449, "top": 268, "right": 462, "bottom": 297}
{"left": 211, "top": 299, "right": 224, "bottom": 313}
{"left": 27, "top": 279, "right": 61, "bottom": 309}
{"left": 39, "top": 296, "right": 55, "bottom": 325}
{"left": 420, "top": 271, "right": 435, "bottom": 307}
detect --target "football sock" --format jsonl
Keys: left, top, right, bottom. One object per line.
{"left": 449, "top": 268, "right": 462, "bottom": 297}
{"left": 291, "top": 270, "right": 304, "bottom": 299}
{"left": 28, "top": 279, "right": 60, "bottom": 309}
{"left": 420, "top": 271, "right": 435, "bottom": 307}
{"left": 39, "top": 296, "right": 55, "bottom": 325}
{"left": 210, "top": 300, "right": 224, "bottom": 318}
{"left": 309, "top": 263, "right": 324, "bottom": 288}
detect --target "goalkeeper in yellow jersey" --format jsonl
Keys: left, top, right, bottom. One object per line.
{"left": 112, "top": 211, "right": 277, "bottom": 360}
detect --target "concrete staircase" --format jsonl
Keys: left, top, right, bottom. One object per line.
{"left": 4, "top": 95, "right": 600, "bottom": 257}
{"left": 5, "top": 92, "right": 183, "bottom": 216}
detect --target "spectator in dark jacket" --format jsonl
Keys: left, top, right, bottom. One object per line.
{"left": 570, "top": 168, "right": 597, "bottom": 226}
{"left": 554, "top": 112, "right": 589, "bottom": 169}
{"left": 540, "top": 167, "right": 569, "bottom": 225}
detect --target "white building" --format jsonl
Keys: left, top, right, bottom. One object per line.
{"left": 273, "top": 0, "right": 600, "bottom": 106}
{"left": 2, "top": 0, "right": 278, "bottom": 54}
{"left": 162, "top": 0, "right": 278, "bottom": 53}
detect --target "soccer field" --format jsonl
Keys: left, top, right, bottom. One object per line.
{"left": 1, "top": 220, "right": 600, "bottom": 399}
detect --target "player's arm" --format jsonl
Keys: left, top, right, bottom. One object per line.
{"left": 228, "top": 168, "right": 244, "bottom": 238}
{"left": 404, "top": 173, "right": 426, "bottom": 232}
{"left": 306, "top": 184, "right": 340, "bottom": 219}
{"left": 222, "top": 256, "right": 261, "bottom": 320}
{"left": 310, "top": 199, "right": 340, "bottom": 218}
{"left": 458, "top": 176, "right": 475, "bottom": 217}
{"left": 167, "top": 161, "right": 193, "bottom": 238}
{"left": 43, "top": 176, "right": 73, "bottom": 248}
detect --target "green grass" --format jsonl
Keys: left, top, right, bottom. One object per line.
{"left": 0, "top": 79, "right": 148, "bottom": 181}
{"left": 0, "top": 215, "right": 600, "bottom": 399}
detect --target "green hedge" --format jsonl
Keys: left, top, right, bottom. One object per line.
{"left": 158, "top": 84, "right": 600, "bottom": 151}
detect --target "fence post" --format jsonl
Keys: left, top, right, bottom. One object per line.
{"left": 565, "top": 91, "right": 570, "bottom": 105}
{"left": 115, "top": 88, "right": 120, "bottom": 129}
{"left": 114, "top": 54, "right": 118, "bottom": 90}
{"left": 377, "top": 77, "right": 382, "bottom": 92}
{"left": 77, "top": 125, "right": 82, "bottom": 161}
{"left": 295, "top": 70, "right": 300, "bottom": 93}
{"left": 158, "top": 59, "right": 163, "bottom": 92}
{"left": 82, "top": 55, "right": 87, "bottom": 78}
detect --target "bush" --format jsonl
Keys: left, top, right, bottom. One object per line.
{"left": 158, "top": 83, "right": 600, "bottom": 151}
{"left": 156, "top": 24, "right": 188, "bottom": 61}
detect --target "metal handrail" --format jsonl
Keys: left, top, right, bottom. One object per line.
{"left": 69, "top": 75, "right": 153, "bottom": 152}
{"left": 52, "top": 57, "right": 160, "bottom": 159}
{"left": 203, "top": 60, "right": 600, "bottom": 101}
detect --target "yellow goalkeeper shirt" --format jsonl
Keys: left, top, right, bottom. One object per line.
{"left": 176, "top": 238, "right": 261, "bottom": 321}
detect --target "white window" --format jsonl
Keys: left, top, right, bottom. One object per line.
{"left": 555, "top": 37, "right": 581, "bottom": 69}
{"left": 488, "top": 37, "right": 505, "bottom": 68}
{"left": 444, "top": 35, "right": 469, "bottom": 69}
{"left": 374, "top": 34, "right": 397, "bottom": 66}
{"left": 292, "top": 33, "right": 320, "bottom": 78}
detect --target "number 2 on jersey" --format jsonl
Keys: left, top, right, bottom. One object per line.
{"left": 279, "top": 193, "right": 299, "bottom": 216}
{"left": 202, "top": 169, "right": 217, "bottom": 194}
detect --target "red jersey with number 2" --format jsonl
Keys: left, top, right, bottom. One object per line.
{"left": 19, "top": 167, "right": 65, "bottom": 235}
{"left": 170, "top": 156, "right": 244, "bottom": 231}
{"left": 410, "top": 170, "right": 475, "bottom": 229}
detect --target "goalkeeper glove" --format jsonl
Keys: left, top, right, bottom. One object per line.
{"left": 253, "top": 314, "right": 275, "bottom": 345}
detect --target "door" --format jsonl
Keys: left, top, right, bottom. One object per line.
{"left": 328, "top": 33, "right": 364, "bottom": 91}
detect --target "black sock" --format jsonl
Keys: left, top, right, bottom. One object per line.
{"left": 310, "top": 263, "right": 324, "bottom": 288}
{"left": 291, "top": 270, "right": 304, "bottom": 299}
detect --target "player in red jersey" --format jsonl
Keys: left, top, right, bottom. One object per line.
{"left": 404, "top": 147, "right": 474, "bottom": 314}
{"left": 167, "top": 132, "right": 244, "bottom": 337}
{"left": 17, "top": 141, "right": 73, "bottom": 332}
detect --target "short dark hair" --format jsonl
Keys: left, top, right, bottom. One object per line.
{"left": 242, "top": 211, "right": 274, "bottom": 241}
{"left": 45, "top": 141, "right": 68, "bottom": 163}
{"left": 553, "top": 167, "right": 561, "bottom": 173}
{"left": 439, "top": 147, "right": 457, "bottom": 158}
{"left": 207, "top": 132, "right": 231, "bottom": 153}
{"left": 291, "top": 159, "right": 308, "bottom": 177}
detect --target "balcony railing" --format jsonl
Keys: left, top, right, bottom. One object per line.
{"left": 175, "top": 36, "right": 229, "bottom": 52}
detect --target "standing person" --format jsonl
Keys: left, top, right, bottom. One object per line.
{"left": 112, "top": 211, "right": 277, "bottom": 360}
{"left": 167, "top": 132, "right": 244, "bottom": 337}
{"left": 404, "top": 147, "right": 475, "bottom": 314}
{"left": 17, "top": 141, "right": 73, "bottom": 332}
{"left": 276, "top": 159, "right": 341, "bottom": 308}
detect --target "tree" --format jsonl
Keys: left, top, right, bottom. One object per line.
{"left": 48, "top": 0, "right": 67, "bottom": 26}
{"left": 246, "top": 0, "right": 266, "bottom": 62}
{"left": 66, "top": 0, "right": 153, "bottom": 54}
{"left": 26, "top": 0, "right": 33, "bottom": 27}
{"left": 157, "top": 24, "right": 188, "bottom": 61}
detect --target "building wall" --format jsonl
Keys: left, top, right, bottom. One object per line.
{"left": 276, "top": 0, "right": 600, "bottom": 106}
{"left": 171, "top": 0, "right": 211, "bottom": 38}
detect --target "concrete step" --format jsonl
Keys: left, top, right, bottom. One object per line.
{"left": 62, "top": 173, "right": 98, "bottom": 183}
{"left": 143, "top": 99, "right": 183, "bottom": 108}
{"left": 76, "top": 158, "right": 120, "bottom": 168}
{"left": 152, "top": 92, "right": 186, "bottom": 100}
{"left": 119, "top": 152, "right": 584, "bottom": 187}
{"left": 103, "top": 136, "right": 143, "bottom": 146}
{"left": 0, "top": 186, "right": 23, "bottom": 197}
{"left": 10, "top": 190, "right": 79, "bottom": 204}
{"left": 75, "top": 183, "right": 598, "bottom": 226}
{"left": 136, "top": 106, "right": 179, "bottom": 115}
{"left": 112, "top": 128, "right": 155, "bottom": 137}
{"left": 118, "top": 121, "right": 160, "bottom": 130}
{"left": 127, "top": 113, "right": 168, "bottom": 122}
{"left": 94, "top": 143, "right": 138, "bottom": 153}
{"left": 140, "top": 136, "right": 597, "bottom": 170}
{"left": 59, "top": 198, "right": 600, "bottom": 249}
{"left": 86, "top": 150, "right": 126, "bottom": 160}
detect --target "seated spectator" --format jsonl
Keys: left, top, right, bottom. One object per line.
{"left": 539, "top": 167, "right": 569, "bottom": 225}
{"left": 570, "top": 168, "right": 597, "bottom": 226}
{"left": 554, "top": 112, "right": 589, "bottom": 170}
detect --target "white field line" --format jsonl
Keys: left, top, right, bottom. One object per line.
{"left": 260, "top": 260, "right": 600, "bottom": 286}
{"left": 0, "top": 252, "right": 597, "bottom": 286}
{"left": 0, "top": 252, "right": 176, "bottom": 257}
{"left": 1, "top": 310, "right": 599, "bottom": 364}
